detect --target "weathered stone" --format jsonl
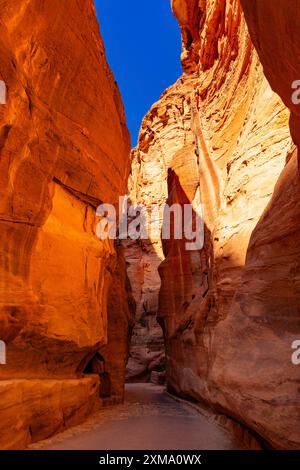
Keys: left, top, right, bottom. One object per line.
{"left": 0, "top": 377, "right": 99, "bottom": 450}
{"left": 127, "top": 0, "right": 298, "bottom": 449}
{"left": 0, "top": 0, "right": 131, "bottom": 448}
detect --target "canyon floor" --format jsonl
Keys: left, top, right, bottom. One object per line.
{"left": 29, "top": 384, "right": 240, "bottom": 450}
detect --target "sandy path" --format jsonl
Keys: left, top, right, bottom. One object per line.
{"left": 30, "top": 383, "right": 240, "bottom": 450}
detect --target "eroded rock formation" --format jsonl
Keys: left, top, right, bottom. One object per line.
{"left": 0, "top": 0, "right": 132, "bottom": 449}
{"left": 125, "top": 155, "right": 165, "bottom": 383}
{"left": 100, "top": 246, "right": 135, "bottom": 400}
{"left": 128, "top": 0, "right": 299, "bottom": 449}
{"left": 240, "top": 0, "right": 300, "bottom": 147}
{"left": 1, "top": 0, "right": 299, "bottom": 451}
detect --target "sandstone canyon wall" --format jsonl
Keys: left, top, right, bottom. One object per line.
{"left": 240, "top": 0, "right": 300, "bottom": 148}
{"left": 128, "top": 0, "right": 299, "bottom": 448}
{"left": 0, "top": 0, "right": 132, "bottom": 449}
{"left": 125, "top": 153, "right": 165, "bottom": 383}
{"left": 100, "top": 246, "right": 135, "bottom": 400}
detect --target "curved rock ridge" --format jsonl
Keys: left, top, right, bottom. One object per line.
{"left": 127, "top": 0, "right": 297, "bottom": 448}
{"left": 0, "top": 0, "right": 133, "bottom": 448}
{"left": 240, "top": 0, "right": 300, "bottom": 146}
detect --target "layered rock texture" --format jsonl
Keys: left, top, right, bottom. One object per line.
{"left": 1, "top": 0, "right": 299, "bottom": 451}
{"left": 240, "top": 0, "right": 300, "bottom": 147}
{"left": 100, "top": 246, "right": 135, "bottom": 399}
{"left": 125, "top": 155, "right": 165, "bottom": 383}
{"left": 0, "top": 0, "right": 132, "bottom": 448}
{"left": 128, "top": 0, "right": 299, "bottom": 449}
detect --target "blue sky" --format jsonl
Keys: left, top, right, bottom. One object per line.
{"left": 94, "top": 0, "right": 182, "bottom": 146}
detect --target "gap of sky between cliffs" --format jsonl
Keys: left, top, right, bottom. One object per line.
{"left": 95, "top": 0, "right": 182, "bottom": 146}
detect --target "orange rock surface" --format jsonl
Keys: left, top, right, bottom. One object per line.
{"left": 0, "top": 0, "right": 132, "bottom": 448}
{"left": 240, "top": 0, "right": 300, "bottom": 146}
{"left": 127, "top": 0, "right": 299, "bottom": 448}
{"left": 0, "top": 377, "right": 99, "bottom": 450}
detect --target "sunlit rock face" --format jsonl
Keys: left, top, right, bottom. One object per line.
{"left": 0, "top": 0, "right": 131, "bottom": 447}
{"left": 127, "top": 0, "right": 297, "bottom": 448}
{"left": 124, "top": 74, "right": 202, "bottom": 382}
{"left": 240, "top": 0, "right": 300, "bottom": 146}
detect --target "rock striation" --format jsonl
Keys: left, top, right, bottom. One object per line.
{"left": 240, "top": 0, "right": 300, "bottom": 147}
{"left": 127, "top": 0, "right": 298, "bottom": 449}
{"left": 0, "top": 0, "right": 132, "bottom": 448}
{"left": 125, "top": 151, "right": 166, "bottom": 383}
{"left": 100, "top": 246, "right": 135, "bottom": 400}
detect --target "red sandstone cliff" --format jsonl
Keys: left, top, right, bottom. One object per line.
{"left": 1, "top": 0, "right": 299, "bottom": 451}
{"left": 0, "top": 0, "right": 132, "bottom": 449}
{"left": 128, "top": 0, "right": 299, "bottom": 448}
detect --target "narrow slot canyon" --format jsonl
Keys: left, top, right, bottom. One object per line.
{"left": 0, "top": 0, "right": 299, "bottom": 454}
